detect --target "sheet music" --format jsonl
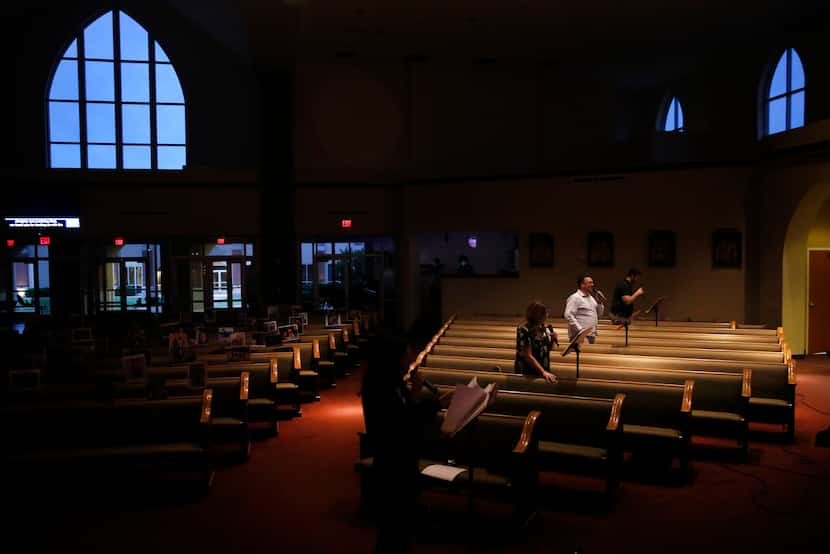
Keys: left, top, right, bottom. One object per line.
{"left": 421, "top": 464, "right": 468, "bottom": 482}
{"left": 440, "top": 377, "right": 498, "bottom": 437}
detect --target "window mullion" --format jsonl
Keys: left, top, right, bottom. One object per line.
{"left": 785, "top": 49, "right": 791, "bottom": 130}
{"left": 78, "top": 33, "right": 88, "bottom": 168}
{"left": 149, "top": 36, "right": 158, "bottom": 169}
{"left": 113, "top": 11, "right": 124, "bottom": 169}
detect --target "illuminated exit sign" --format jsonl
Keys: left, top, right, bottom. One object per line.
{"left": 341, "top": 219, "right": 352, "bottom": 229}
{"left": 4, "top": 217, "right": 80, "bottom": 229}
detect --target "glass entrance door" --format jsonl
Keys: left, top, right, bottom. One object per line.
{"left": 210, "top": 259, "right": 244, "bottom": 311}
{"left": 100, "top": 258, "right": 153, "bottom": 311}
{"left": 125, "top": 260, "right": 146, "bottom": 311}
{"left": 102, "top": 261, "right": 122, "bottom": 311}
{"left": 12, "top": 261, "right": 37, "bottom": 313}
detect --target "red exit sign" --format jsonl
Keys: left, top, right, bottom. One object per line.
{"left": 341, "top": 219, "right": 352, "bottom": 229}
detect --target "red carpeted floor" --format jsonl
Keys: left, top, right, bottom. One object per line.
{"left": 5, "top": 356, "right": 830, "bottom": 553}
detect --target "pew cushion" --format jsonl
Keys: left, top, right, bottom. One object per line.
{"left": 539, "top": 441, "right": 608, "bottom": 461}
{"left": 5, "top": 443, "right": 204, "bottom": 463}
{"left": 691, "top": 409, "right": 745, "bottom": 423}
{"left": 211, "top": 417, "right": 245, "bottom": 427}
{"left": 749, "top": 397, "right": 792, "bottom": 408}
{"left": 248, "top": 398, "right": 276, "bottom": 407}
{"left": 625, "top": 424, "right": 683, "bottom": 440}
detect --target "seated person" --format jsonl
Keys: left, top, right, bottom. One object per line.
{"left": 457, "top": 255, "right": 475, "bottom": 275}
{"left": 168, "top": 327, "right": 196, "bottom": 363}
{"left": 514, "top": 300, "right": 559, "bottom": 383}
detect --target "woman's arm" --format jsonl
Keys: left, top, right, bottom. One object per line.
{"left": 520, "top": 344, "right": 557, "bottom": 383}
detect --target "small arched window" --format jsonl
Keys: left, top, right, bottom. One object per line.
{"left": 765, "top": 48, "right": 805, "bottom": 136}
{"left": 662, "top": 96, "right": 685, "bottom": 133}
{"left": 47, "top": 11, "right": 186, "bottom": 169}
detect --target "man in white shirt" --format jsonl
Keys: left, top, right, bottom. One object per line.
{"left": 564, "top": 274, "right": 606, "bottom": 344}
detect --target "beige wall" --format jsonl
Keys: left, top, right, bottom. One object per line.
{"left": 756, "top": 162, "right": 830, "bottom": 354}
{"left": 294, "top": 166, "right": 752, "bottom": 325}
{"left": 807, "top": 199, "right": 830, "bottom": 248}
{"left": 428, "top": 168, "right": 750, "bottom": 322}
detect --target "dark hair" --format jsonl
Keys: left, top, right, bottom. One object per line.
{"left": 576, "top": 273, "right": 591, "bottom": 287}
{"left": 626, "top": 268, "right": 642, "bottom": 278}
{"left": 525, "top": 300, "right": 548, "bottom": 326}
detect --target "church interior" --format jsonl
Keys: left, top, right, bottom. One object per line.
{"left": 3, "top": 1, "right": 830, "bottom": 552}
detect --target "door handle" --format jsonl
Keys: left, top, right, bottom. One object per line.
{"left": 809, "top": 302, "right": 816, "bottom": 308}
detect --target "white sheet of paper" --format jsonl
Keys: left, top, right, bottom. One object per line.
{"left": 421, "top": 464, "right": 467, "bottom": 482}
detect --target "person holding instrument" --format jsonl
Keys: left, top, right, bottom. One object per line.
{"left": 360, "top": 327, "right": 450, "bottom": 553}
{"left": 515, "top": 300, "right": 559, "bottom": 383}
{"left": 610, "top": 267, "right": 645, "bottom": 324}
{"left": 564, "top": 274, "right": 606, "bottom": 344}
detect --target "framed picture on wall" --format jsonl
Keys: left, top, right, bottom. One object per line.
{"left": 648, "top": 230, "right": 676, "bottom": 267}
{"left": 712, "top": 229, "right": 743, "bottom": 268}
{"left": 528, "top": 233, "right": 554, "bottom": 267}
{"left": 587, "top": 232, "right": 614, "bottom": 267}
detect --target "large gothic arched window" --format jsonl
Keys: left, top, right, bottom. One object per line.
{"left": 47, "top": 10, "right": 186, "bottom": 169}
{"left": 765, "top": 48, "right": 805, "bottom": 136}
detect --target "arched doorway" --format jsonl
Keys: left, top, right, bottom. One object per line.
{"left": 782, "top": 181, "right": 830, "bottom": 355}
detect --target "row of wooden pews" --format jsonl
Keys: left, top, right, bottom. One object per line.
{"left": 0, "top": 313, "right": 378, "bottom": 497}
{"left": 361, "top": 313, "right": 796, "bottom": 512}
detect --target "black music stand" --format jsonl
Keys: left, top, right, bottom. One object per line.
{"left": 642, "top": 296, "right": 665, "bottom": 326}
{"left": 562, "top": 327, "right": 594, "bottom": 379}
{"left": 616, "top": 317, "right": 632, "bottom": 346}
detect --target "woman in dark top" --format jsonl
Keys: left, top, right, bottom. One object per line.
{"left": 361, "top": 330, "right": 445, "bottom": 553}
{"left": 515, "top": 300, "right": 559, "bottom": 383}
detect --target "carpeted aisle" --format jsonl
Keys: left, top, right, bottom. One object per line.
{"left": 5, "top": 356, "right": 830, "bottom": 553}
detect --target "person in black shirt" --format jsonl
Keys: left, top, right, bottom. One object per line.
{"left": 361, "top": 329, "right": 447, "bottom": 553}
{"left": 610, "top": 268, "right": 645, "bottom": 323}
{"left": 515, "top": 300, "right": 559, "bottom": 383}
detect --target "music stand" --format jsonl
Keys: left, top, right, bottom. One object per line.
{"left": 642, "top": 296, "right": 665, "bottom": 326}
{"left": 613, "top": 317, "right": 633, "bottom": 346}
{"left": 561, "top": 327, "right": 594, "bottom": 379}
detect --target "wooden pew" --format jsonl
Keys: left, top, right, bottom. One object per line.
{"left": 148, "top": 358, "right": 300, "bottom": 420}
{"left": 443, "top": 326, "right": 781, "bottom": 345}
{"left": 419, "top": 364, "right": 750, "bottom": 456}
{"left": 431, "top": 343, "right": 783, "bottom": 364}
{"left": 431, "top": 373, "right": 692, "bottom": 473}
{"left": 355, "top": 410, "right": 540, "bottom": 517}
{"left": 437, "top": 334, "right": 783, "bottom": 353}
{"left": 299, "top": 334, "right": 337, "bottom": 387}
{"left": 96, "top": 374, "right": 254, "bottom": 453}
{"left": 0, "top": 390, "right": 215, "bottom": 494}
{"left": 439, "top": 386, "right": 627, "bottom": 495}
{"left": 455, "top": 315, "right": 746, "bottom": 329}
{"left": 274, "top": 343, "right": 321, "bottom": 400}
{"left": 451, "top": 321, "right": 778, "bottom": 337}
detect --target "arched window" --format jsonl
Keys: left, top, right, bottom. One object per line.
{"left": 662, "top": 96, "right": 684, "bottom": 133}
{"left": 47, "top": 11, "right": 186, "bottom": 169}
{"left": 765, "top": 48, "right": 805, "bottom": 136}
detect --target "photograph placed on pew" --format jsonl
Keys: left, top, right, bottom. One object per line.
{"left": 528, "top": 232, "right": 555, "bottom": 267}
{"left": 324, "top": 312, "right": 342, "bottom": 327}
{"left": 121, "top": 353, "right": 147, "bottom": 381}
{"left": 648, "top": 230, "right": 676, "bottom": 267}
{"left": 279, "top": 324, "right": 300, "bottom": 342}
{"left": 588, "top": 232, "right": 614, "bottom": 267}
{"left": 712, "top": 229, "right": 742, "bottom": 268}
{"left": 289, "top": 316, "right": 305, "bottom": 334}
